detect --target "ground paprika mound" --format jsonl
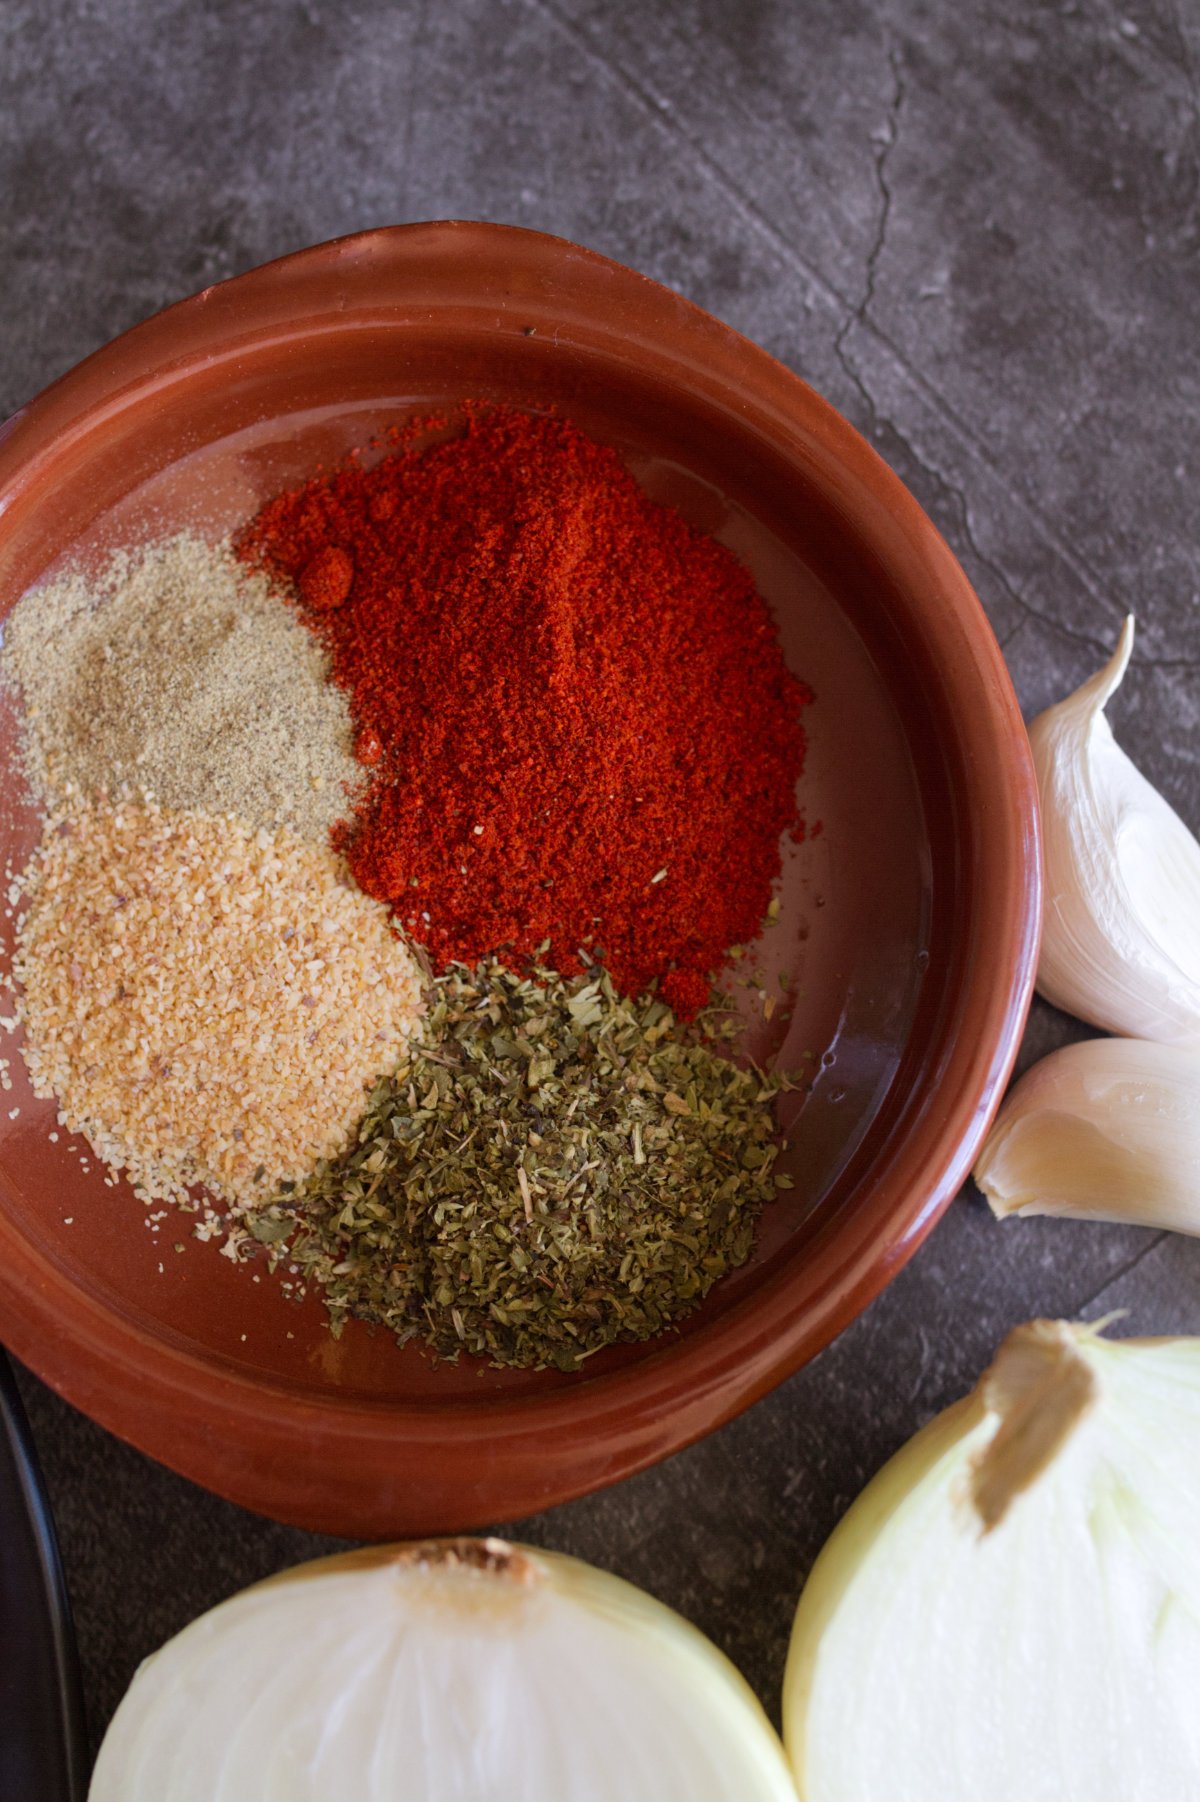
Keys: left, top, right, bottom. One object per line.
{"left": 238, "top": 406, "right": 811, "bottom": 1014}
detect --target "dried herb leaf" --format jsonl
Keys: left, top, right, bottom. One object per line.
{"left": 271, "top": 961, "right": 795, "bottom": 1370}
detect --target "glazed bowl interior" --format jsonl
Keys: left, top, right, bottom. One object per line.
{"left": 0, "top": 224, "right": 1038, "bottom": 1534}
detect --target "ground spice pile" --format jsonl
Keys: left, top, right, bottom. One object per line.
{"left": 238, "top": 407, "right": 812, "bottom": 1015}
{"left": 1, "top": 533, "right": 360, "bottom": 843}
{"left": 257, "top": 960, "right": 792, "bottom": 1369}
{"left": 14, "top": 799, "right": 424, "bottom": 1207}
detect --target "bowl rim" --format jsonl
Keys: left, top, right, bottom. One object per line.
{"left": 0, "top": 221, "right": 1041, "bottom": 1535}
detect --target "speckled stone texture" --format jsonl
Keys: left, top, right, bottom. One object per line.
{"left": 3, "top": 0, "right": 1199, "bottom": 1758}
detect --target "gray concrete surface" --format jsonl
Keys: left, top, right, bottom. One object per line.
{"left": 3, "top": 0, "right": 1199, "bottom": 1758}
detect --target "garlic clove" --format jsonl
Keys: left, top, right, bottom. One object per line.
{"left": 1030, "top": 616, "right": 1200, "bottom": 1043}
{"left": 974, "top": 1035, "right": 1200, "bottom": 1233}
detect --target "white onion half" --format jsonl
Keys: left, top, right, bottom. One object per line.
{"left": 784, "top": 1321, "right": 1200, "bottom": 1802}
{"left": 89, "top": 1538, "right": 796, "bottom": 1802}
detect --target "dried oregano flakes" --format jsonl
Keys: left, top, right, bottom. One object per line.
{"left": 257, "top": 960, "right": 794, "bottom": 1370}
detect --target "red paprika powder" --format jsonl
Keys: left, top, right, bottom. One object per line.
{"left": 239, "top": 406, "right": 811, "bottom": 1013}
{"left": 298, "top": 544, "right": 354, "bottom": 611}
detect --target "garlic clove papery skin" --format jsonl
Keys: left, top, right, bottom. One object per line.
{"left": 88, "top": 1538, "right": 797, "bottom": 1802}
{"left": 973, "top": 1035, "right": 1200, "bottom": 1232}
{"left": 1030, "top": 615, "right": 1200, "bottom": 1043}
{"left": 784, "top": 1321, "right": 1200, "bottom": 1802}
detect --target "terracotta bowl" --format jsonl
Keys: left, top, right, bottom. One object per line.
{"left": 0, "top": 224, "right": 1039, "bottom": 1536}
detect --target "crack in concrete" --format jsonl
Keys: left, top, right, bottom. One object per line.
{"left": 897, "top": 431, "right": 1115, "bottom": 661}
{"left": 1129, "top": 654, "right": 1200, "bottom": 673}
{"left": 868, "top": 50, "right": 906, "bottom": 315}
{"left": 1074, "top": 1231, "right": 1169, "bottom": 1318}
{"left": 833, "top": 43, "right": 906, "bottom": 431}
{"left": 529, "top": 0, "right": 1142, "bottom": 644}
